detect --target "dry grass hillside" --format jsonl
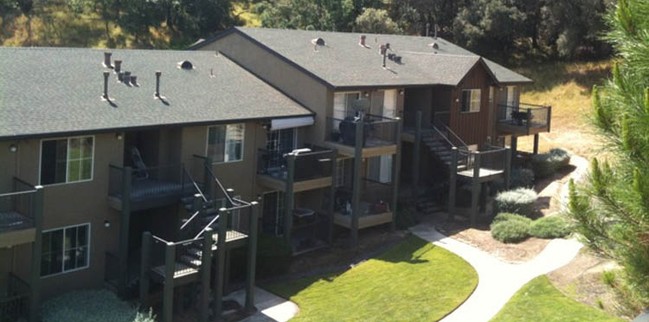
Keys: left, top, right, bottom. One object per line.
{"left": 515, "top": 61, "right": 612, "bottom": 159}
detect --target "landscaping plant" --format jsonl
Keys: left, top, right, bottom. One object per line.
{"left": 531, "top": 148, "right": 571, "bottom": 179}
{"left": 490, "top": 216, "right": 531, "bottom": 243}
{"left": 529, "top": 215, "right": 572, "bottom": 239}
{"left": 494, "top": 188, "right": 538, "bottom": 217}
{"left": 42, "top": 290, "right": 154, "bottom": 322}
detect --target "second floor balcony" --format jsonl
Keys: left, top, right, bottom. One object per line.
{"left": 0, "top": 178, "right": 42, "bottom": 248}
{"left": 497, "top": 103, "right": 552, "bottom": 136}
{"left": 325, "top": 114, "right": 400, "bottom": 158}
{"left": 256, "top": 146, "right": 335, "bottom": 192}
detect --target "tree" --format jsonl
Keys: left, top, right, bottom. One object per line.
{"left": 354, "top": 8, "right": 401, "bottom": 34}
{"left": 255, "top": 0, "right": 356, "bottom": 31}
{"left": 568, "top": 0, "right": 649, "bottom": 308}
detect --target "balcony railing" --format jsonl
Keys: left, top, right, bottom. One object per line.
{"left": 497, "top": 103, "right": 551, "bottom": 133}
{"left": 0, "top": 178, "right": 39, "bottom": 233}
{"left": 257, "top": 146, "right": 334, "bottom": 182}
{"left": 327, "top": 114, "right": 399, "bottom": 148}
{"left": 455, "top": 145, "right": 509, "bottom": 176}
{"left": 0, "top": 273, "right": 30, "bottom": 322}
{"left": 335, "top": 178, "right": 394, "bottom": 216}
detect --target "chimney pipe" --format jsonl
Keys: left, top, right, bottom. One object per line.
{"left": 103, "top": 52, "right": 112, "bottom": 68}
{"left": 123, "top": 71, "right": 131, "bottom": 85}
{"left": 359, "top": 35, "right": 366, "bottom": 47}
{"left": 154, "top": 71, "right": 161, "bottom": 98}
{"left": 117, "top": 72, "right": 124, "bottom": 82}
{"left": 130, "top": 75, "right": 137, "bottom": 86}
{"left": 114, "top": 60, "right": 122, "bottom": 73}
{"left": 102, "top": 71, "right": 110, "bottom": 100}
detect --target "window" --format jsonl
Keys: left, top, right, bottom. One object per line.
{"left": 40, "top": 136, "right": 94, "bottom": 185}
{"left": 41, "top": 224, "right": 90, "bottom": 277}
{"left": 333, "top": 92, "right": 361, "bottom": 120}
{"left": 207, "top": 124, "right": 244, "bottom": 163}
{"left": 460, "top": 89, "right": 481, "bottom": 113}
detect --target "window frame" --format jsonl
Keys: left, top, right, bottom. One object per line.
{"left": 41, "top": 223, "right": 91, "bottom": 278}
{"left": 39, "top": 135, "right": 95, "bottom": 186}
{"left": 205, "top": 124, "right": 245, "bottom": 164}
{"left": 460, "top": 89, "right": 481, "bottom": 113}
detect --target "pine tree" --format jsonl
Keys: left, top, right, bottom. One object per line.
{"left": 568, "top": 0, "right": 649, "bottom": 309}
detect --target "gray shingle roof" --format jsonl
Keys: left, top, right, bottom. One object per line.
{"left": 196, "top": 27, "right": 532, "bottom": 88}
{"left": 0, "top": 47, "right": 312, "bottom": 139}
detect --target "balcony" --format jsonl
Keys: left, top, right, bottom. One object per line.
{"left": 333, "top": 179, "right": 394, "bottom": 230}
{"left": 325, "top": 114, "right": 400, "bottom": 158}
{"left": 0, "top": 178, "right": 41, "bottom": 248}
{"left": 107, "top": 164, "right": 194, "bottom": 212}
{"left": 0, "top": 273, "right": 30, "bottom": 322}
{"left": 454, "top": 146, "right": 510, "bottom": 183}
{"left": 496, "top": 103, "right": 552, "bottom": 136}
{"left": 257, "top": 146, "right": 335, "bottom": 193}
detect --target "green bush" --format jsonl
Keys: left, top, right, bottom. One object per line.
{"left": 43, "top": 290, "right": 154, "bottom": 322}
{"left": 530, "top": 216, "right": 571, "bottom": 239}
{"left": 531, "top": 148, "right": 571, "bottom": 179}
{"left": 494, "top": 188, "right": 538, "bottom": 217}
{"left": 492, "top": 212, "right": 533, "bottom": 225}
{"left": 257, "top": 234, "right": 293, "bottom": 278}
{"left": 491, "top": 219, "right": 531, "bottom": 243}
{"left": 510, "top": 168, "right": 535, "bottom": 189}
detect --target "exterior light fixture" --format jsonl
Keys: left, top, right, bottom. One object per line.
{"left": 8, "top": 144, "right": 17, "bottom": 153}
{"left": 104, "top": 220, "right": 111, "bottom": 228}
{"left": 116, "top": 133, "right": 123, "bottom": 140}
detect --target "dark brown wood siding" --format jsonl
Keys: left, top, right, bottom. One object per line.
{"left": 448, "top": 63, "right": 493, "bottom": 146}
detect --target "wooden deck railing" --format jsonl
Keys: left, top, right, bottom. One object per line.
{"left": 326, "top": 114, "right": 400, "bottom": 148}
{"left": 0, "top": 273, "right": 30, "bottom": 322}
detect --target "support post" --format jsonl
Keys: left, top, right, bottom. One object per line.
{"left": 163, "top": 242, "right": 176, "bottom": 322}
{"left": 412, "top": 111, "right": 422, "bottom": 201}
{"left": 391, "top": 117, "right": 403, "bottom": 231}
{"left": 327, "top": 152, "right": 337, "bottom": 245}
{"left": 245, "top": 202, "right": 259, "bottom": 313}
{"left": 510, "top": 136, "right": 518, "bottom": 160}
{"left": 351, "top": 118, "right": 364, "bottom": 247}
{"left": 200, "top": 228, "right": 213, "bottom": 322}
{"left": 504, "top": 148, "right": 512, "bottom": 190}
{"left": 284, "top": 154, "right": 295, "bottom": 244}
{"left": 533, "top": 134, "right": 540, "bottom": 155}
{"left": 448, "top": 148, "right": 458, "bottom": 221}
{"left": 29, "top": 186, "right": 44, "bottom": 322}
{"left": 118, "top": 167, "right": 133, "bottom": 298}
{"left": 139, "top": 232, "right": 152, "bottom": 305}
{"left": 470, "top": 153, "right": 482, "bottom": 227}
{"left": 214, "top": 209, "right": 229, "bottom": 318}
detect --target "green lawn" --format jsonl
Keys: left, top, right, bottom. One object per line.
{"left": 266, "top": 235, "right": 478, "bottom": 321}
{"left": 491, "top": 276, "right": 623, "bottom": 322}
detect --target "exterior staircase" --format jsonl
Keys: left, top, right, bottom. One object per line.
{"left": 421, "top": 127, "right": 468, "bottom": 171}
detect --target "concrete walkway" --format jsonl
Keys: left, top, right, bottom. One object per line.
{"left": 226, "top": 287, "right": 299, "bottom": 322}
{"left": 410, "top": 224, "right": 583, "bottom": 322}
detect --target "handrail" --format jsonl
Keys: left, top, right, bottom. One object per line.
{"left": 433, "top": 117, "right": 468, "bottom": 149}
{"left": 182, "top": 168, "right": 208, "bottom": 203}
{"left": 180, "top": 210, "right": 201, "bottom": 230}
{"left": 194, "top": 214, "right": 220, "bottom": 240}
{"left": 12, "top": 177, "right": 36, "bottom": 190}
{"left": 204, "top": 165, "right": 236, "bottom": 206}
{"left": 0, "top": 189, "right": 37, "bottom": 198}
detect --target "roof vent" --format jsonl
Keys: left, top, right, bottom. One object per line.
{"left": 154, "top": 71, "right": 162, "bottom": 98}
{"left": 114, "top": 60, "right": 122, "bottom": 74}
{"left": 428, "top": 42, "right": 439, "bottom": 50}
{"left": 130, "top": 75, "right": 138, "bottom": 87}
{"left": 178, "top": 60, "right": 193, "bottom": 70}
{"left": 102, "top": 71, "right": 110, "bottom": 100}
{"left": 123, "top": 71, "right": 131, "bottom": 85}
{"left": 311, "top": 38, "right": 325, "bottom": 46}
{"left": 359, "top": 35, "right": 368, "bottom": 48}
{"left": 103, "top": 52, "right": 113, "bottom": 68}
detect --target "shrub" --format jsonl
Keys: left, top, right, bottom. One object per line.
{"left": 529, "top": 216, "right": 571, "bottom": 239}
{"left": 256, "top": 234, "right": 292, "bottom": 278}
{"left": 510, "top": 168, "right": 535, "bottom": 189}
{"left": 492, "top": 212, "right": 533, "bottom": 225}
{"left": 491, "top": 219, "right": 531, "bottom": 243}
{"left": 42, "top": 290, "right": 154, "bottom": 322}
{"left": 531, "top": 148, "right": 571, "bottom": 179}
{"left": 494, "top": 188, "right": 538, "bottom": 217}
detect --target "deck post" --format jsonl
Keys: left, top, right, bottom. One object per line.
{"left": 412, "top": 110, "right": 423, "bottom": 200}
{"left": 29, "top": 186, "right": 44, "bottom": 322}
{"left": 391, "top": 117, "right": 403, "bottom": 232}
{"left": 547, "top": 105, "right": 552, "bottom": 131}
{"left": 448, "top": 147, "right": 458, "bottom": 221}
{"left": 214, "top": 209, "right": 229, "bottom": 318}
{"left": 200, "top": 228, "right": 213, "bottom": 322}
{"left": 284, "top": 154, "right": 295, "bottom": 244}
{"left": 470, "top": 153, "right": 482, "bottom": 227}
{"left": 504, "top": 148, "right": 512, "bottom": 190}
{"left": 139, "top": 232, "right": 152, "bottom": 305}
{"left": 118, "top": 166, "right": 133, "bottom": 298}
{"left": 533, "top": 134, "right": 540, "bottom": 155}
{"left": 245, "top": 202, "right": 259, "bottom": 313}
{"left": 510, "top": 136, "right": 518, "bottom": 160}
{"left": 163, "top": 242, "right": 176, "bottom": 322}
{"left": 351, "top": 117, "right": 364, "bottom": 247}
{"left": 327, "top": 152, "right": 337, "bottom": 245}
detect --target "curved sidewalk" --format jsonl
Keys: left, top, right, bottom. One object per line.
{"left": 410, "top": 224, "right": 583, "bottom": 322}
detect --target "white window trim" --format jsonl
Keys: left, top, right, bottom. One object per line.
{"left": 38, "top": 135, "right": 95, "bottom": 186}
{"left": 41, "top": 223, "right": 91, "bottom": 278}
{"left": 205, "top": 124, "right": 245, "bottom": 164}
{"left": 460, "top": 89, "right": 481, "bottom": 113}
{"left": 333, "top": 91, "right": 361, "bottom": 118}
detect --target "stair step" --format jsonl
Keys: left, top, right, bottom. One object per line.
{"left": 186, "top": 248, "right": 203, "bottom": 258}
{"left": 180, "top": 255, "right": 202, "bottom": 268}
{"left": 181, "top": 196, "right": 195, "bottom": 204}
{"left": 205, "top": 208, "right": 219, "bottom": 216}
